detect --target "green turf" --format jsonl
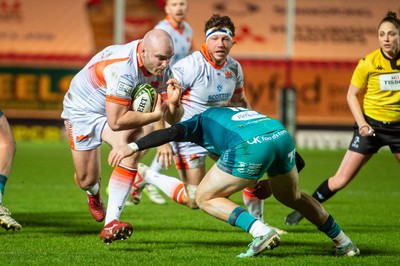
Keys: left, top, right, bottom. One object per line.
{"left": 1, "top": 141, "right": 399, "bottom": 265}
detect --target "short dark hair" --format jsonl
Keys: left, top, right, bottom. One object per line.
{"left": 204, "top": 14, "right": 235, "bottom": 37}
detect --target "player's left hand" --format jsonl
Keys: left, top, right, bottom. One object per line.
{"left": 156, "top": 143, "right": 174, "bottom": 169}
{"left": 166, "top": 78, "right": 182, "bottom": 106}
{"left": 108, "top": 145, "right": 136, "bottom": 167}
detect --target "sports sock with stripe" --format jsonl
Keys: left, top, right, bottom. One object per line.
{"left": 144, "top": 168, "right": 186, "bottom": 204}
{"left": 105, "top": 164, "right": 136, "bottom": 224}
{"left": 242, "top": 187, "right": 264, "bottom": 223}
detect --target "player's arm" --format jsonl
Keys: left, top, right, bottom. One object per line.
{"left": 105, "top": 96, "right": 164, "bottom": 131}
{"left": 226, "top": 89, "right": 251, "bottom": 109}
{"left": 108, "top": 124, "right": 186, "bottom": 167}
{"left": 347, "top": 83, "right": 374, "bottom": 136}
{"left": 152, "top": 77, "right": 183, "bottom": 168}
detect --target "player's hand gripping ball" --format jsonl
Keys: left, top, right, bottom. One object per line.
{"left": 131, "top": 83, "right": 158, "bottom": 113}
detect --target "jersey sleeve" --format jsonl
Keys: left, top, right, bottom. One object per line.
{"left": 350, "top": 57, "right": 369, "bottom": 90}
{"left": 104, "top": 59, "right": 137, "bottom": 107}
{"left": 171, "top": 54, "right": 199, "bottom": 92}
{"left": 235, "top": 62, "right": 245, "bottom": 91}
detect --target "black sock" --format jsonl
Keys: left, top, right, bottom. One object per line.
{"left": 312, "top": 179, "right": 336, "bottom": 203}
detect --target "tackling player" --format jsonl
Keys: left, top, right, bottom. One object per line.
{"left": 108, "top": 106, "right": 360, "bottom": 258}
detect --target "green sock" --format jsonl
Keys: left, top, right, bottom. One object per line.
{"left": 228, "top": 206, "right": 257, "bottom": 232}
{"left": 0, "top": 174, "right": 7, "bottom": 196}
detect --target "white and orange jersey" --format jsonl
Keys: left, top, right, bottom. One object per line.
{"left": 171, "top": 44, "right": 245, "bottom": 121}
{"left": 63, "top": 40, "right": 169, "bottom": 114}
{"left": 155, "top": 15, "right": 193, "bottom": 66}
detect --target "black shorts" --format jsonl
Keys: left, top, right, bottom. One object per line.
{"left": 348, "top": 115, "right": 400, "bottom": 154}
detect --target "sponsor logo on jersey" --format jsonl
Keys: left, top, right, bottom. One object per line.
{"left": 208, "top": 92, "right": 232, "bottom": 102}
{"left": 232, "top": 110, "right": 265, "bottom": 121}
{"left": 380, "top": 73, "right": 400, "bottom": 90}
{"left": 225, "top": 71, "right": 233, "bottom": 79}
{"left": 116, "top": 81, "right": 134, "bottom": 97}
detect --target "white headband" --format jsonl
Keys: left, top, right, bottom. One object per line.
{"left": 205, "top": 27, "right": 233, "bottom": 41}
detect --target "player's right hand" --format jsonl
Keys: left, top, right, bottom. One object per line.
{"left": 108, "top": 144, "right": 137, "bottom": 167}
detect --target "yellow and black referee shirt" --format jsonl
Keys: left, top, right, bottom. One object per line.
{"left": 351, "top": 48, "right": 400, "bottom": 122}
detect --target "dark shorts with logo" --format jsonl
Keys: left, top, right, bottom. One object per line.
{"left": 349, "top": 115, "right": 400, "bottom": 154}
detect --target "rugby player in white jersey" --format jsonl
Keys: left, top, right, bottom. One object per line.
{"left": 61, "top": 29, "right": 183, "bottom": 243}
{"left": 139, "top": 0, "right": 193, "bottom": 204}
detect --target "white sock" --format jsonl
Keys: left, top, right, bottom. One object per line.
{"left": 105, "top": 165, "right": 136, "bottom": 224}
{"left": 242, "top": 188, "right": 264, "bottom": 223}
{"left": 86, "top": 182, "right": 100, "bottom": 196}
{"left": 249, "top": 220, "right": 271, "bottom": 238}
{"left": 333, "top": 231, "right": 351, "bottom": 247}
{"left": 145, "top": 168, "right": 184, "bottom": 200}
{"left": 149, "top": 156, "right": 163, "bottom": 173}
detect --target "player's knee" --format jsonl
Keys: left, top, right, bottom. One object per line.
{"left": 182, "top": 184, "right": 199, "bottom": 209}
{"left": 74, "top": 173, "right": 97, "bottom": 190}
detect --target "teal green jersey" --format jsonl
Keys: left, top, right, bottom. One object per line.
{"left": 178, "top": 107, "right": 285, "bottom": 156}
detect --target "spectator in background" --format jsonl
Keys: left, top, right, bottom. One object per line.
{"left": 61, "top": 29, "right": 182, "bottom": 243}
{"left": 285, "top": 10, "right": 400, "bottom": 226}
{"left": 139, "top": 0, "right": 193, "bottom": 205}
{"left": 0, "top": 109, "right": 22, "bottom": 232}
{"left": 155, "top": 0, "right": 193, "bottom": 66}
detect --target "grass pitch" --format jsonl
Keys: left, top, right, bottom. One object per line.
{"left": 1, "top": 141, "right": 399, "bottom": 265}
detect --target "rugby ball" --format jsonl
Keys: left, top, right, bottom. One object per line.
{"left": 131, "top": 83, "right": 157, "bottom": 113}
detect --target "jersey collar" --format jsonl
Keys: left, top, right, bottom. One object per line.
{"left": 380, "top": 48, "right": 400, "bottom": 70}
{"left": 137, "top": 41, "right": 153, "bottom": 77}
{"left": 200, "top": 44, "right": 226, "bottom": 70}
{"left": 166, "top": 15, "right": 185, "bottom": 34}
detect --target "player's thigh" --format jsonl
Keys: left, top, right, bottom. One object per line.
{"left": 71, "top": 147, "right": 101, "bottom": 181}
{"left": 178, "top": 166, "right": 206, "bottom": 186}
{"left": 198, "top": 164, "right": 256, "bottom": 200}
{"left": 142, "top": 123, "right": 154, "bottom": 135}
{"left": 268, "top": 167, "right": 301, "bottom": 205}
{"left": 172, "top": 141, "right": 208, "bottom": 185}
{"left": 102, "top": 126, "right": 143, "bottom": 147}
